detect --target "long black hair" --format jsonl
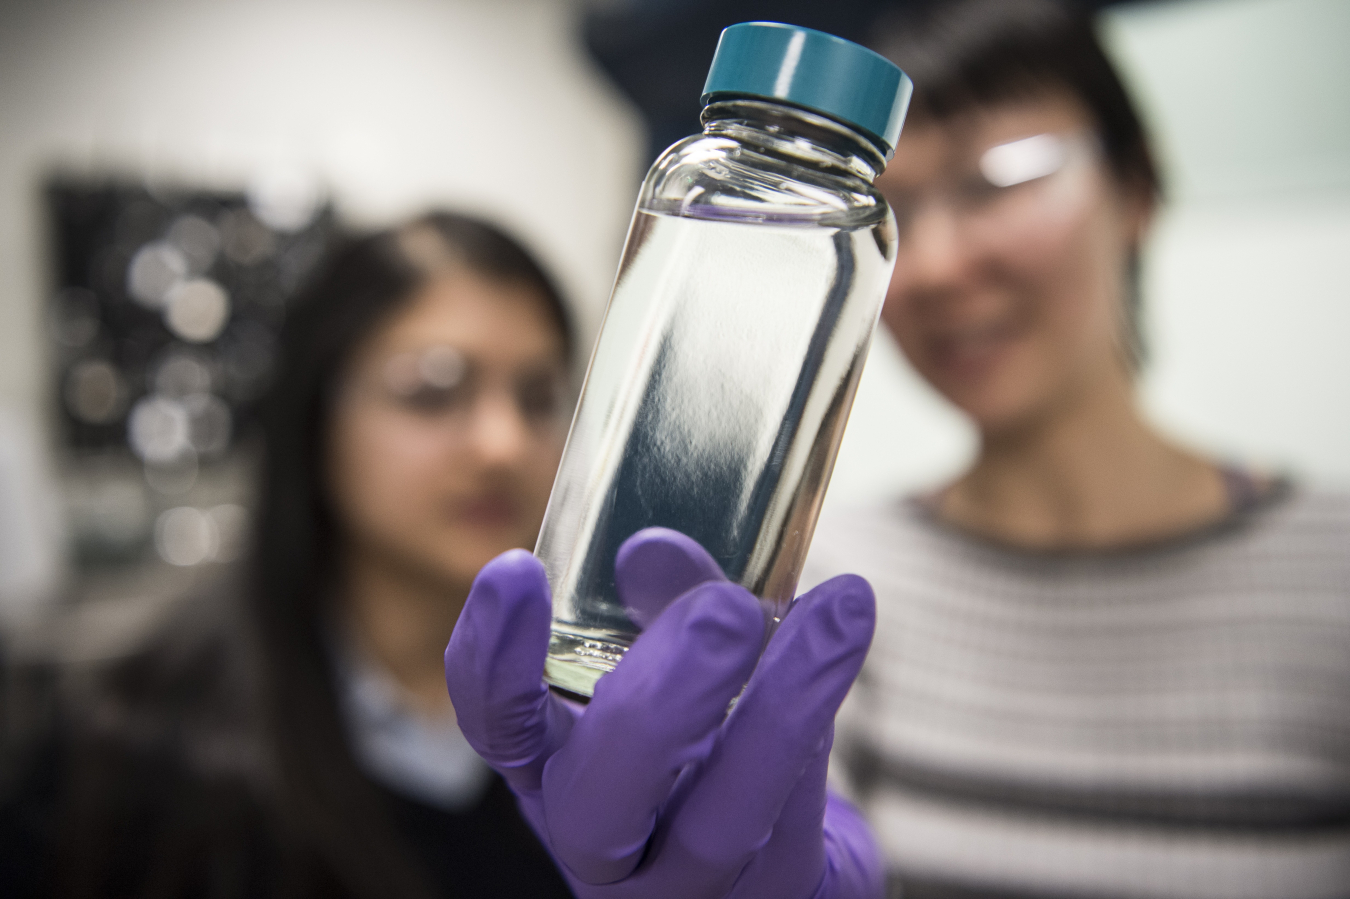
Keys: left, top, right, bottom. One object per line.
{"left": 872, "top": 0, "right": 1162, "bottom": 367}
{"left": 247, "top": 211, "right": 572, "bottom": 897}
{"left": 33, "top": 212, "right": 572, "bottom": 899}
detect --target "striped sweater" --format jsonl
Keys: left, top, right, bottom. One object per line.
{"left": 805, "top": 484, "right": 1350, "bottom": 899}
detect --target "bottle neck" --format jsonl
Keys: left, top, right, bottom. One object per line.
{"left": 700, "top": 99, "right": 887, "bottom": 183}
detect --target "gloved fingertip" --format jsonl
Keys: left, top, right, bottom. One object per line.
{"left": 680, "top": 580, "right": 765, "bottom": 653}
{"left": 481, "top": 547, "right": 550, "bottom": 588}
{"left": 592, "top": 580, "right": 765, "bottom": 715}
{"left": 615, "top": 527, "right": 726, "bottom": 629}
{"left": 447, "top": 549, "right": 550, "bottom": 671}
{"left": 729, "top": 574, "right": 875, "bottom": 739}
{"left": 790, "top": 574, "right": 876, "bottom": 648}
{"left": 824, "top": 573, "right": 876, "bottom": 632}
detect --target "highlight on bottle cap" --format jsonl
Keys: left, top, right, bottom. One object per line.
{"left": 701, "top": 22, "right": 913, "bottom": 159}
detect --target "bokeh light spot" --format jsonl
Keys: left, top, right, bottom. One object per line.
{"left": 127, "top": 241, "right": 188, "bottom": 308}
{"left": 155, "top": 506, "right": 219, "bottom": 566}
{"left": 65, "top": 359, "right": 128, "bottom": 424}
{"left": 164, "top": 278, "right": 231, "bottom": 343}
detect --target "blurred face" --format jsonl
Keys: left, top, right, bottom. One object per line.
{"left": 877, "top": 92, "right": 1150, "bottom": 434}
{"left": 327, "top": 272, "right": 569, "bottom": 589}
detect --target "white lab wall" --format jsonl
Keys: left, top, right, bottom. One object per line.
{"left": 0, "top": 0, "right": 644, "bottom": 433}
{"left": 825, "top": 0, "right": 1350, "bottom": 506}
{"left": 1113, "top": 0, "right": 1350, "bottom": 488}
{"left": 1140, "top": 201, "right": 1350, "bottom": 482}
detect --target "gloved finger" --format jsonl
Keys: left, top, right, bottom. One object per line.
{"left": 725, "top": 731, "right": 831, "bottom": 899}
{"left": 664, "top": 575, "right": 875, "bottom": 873}
{"left": 542, "top": 581, "right": 765, "bottom": 885}
{"left": 812, "top": 791, "right": 887, "bottom": 899}
{"left": 615, "top": 527, "right": 727, "bottom": 629}
{"left": 737, "top": 779, "right": 887, "bottom": 899}
{"left": 445, "top": 549, "right": 574, "bottom": 793}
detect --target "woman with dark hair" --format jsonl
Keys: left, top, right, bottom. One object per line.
{"left": 5, "top": 211, "right": 578, "bottom": 897}
{"left": 796, "top": 1, "right": 1350, "bottom": 897}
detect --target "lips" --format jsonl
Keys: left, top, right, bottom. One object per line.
{"left": 450, "top": 493, "right": 522, "bottom": 529}
{"left": 927, "top": 320, "right": 1021, "bottom": 380}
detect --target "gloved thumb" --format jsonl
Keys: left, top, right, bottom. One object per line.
{"left": 445, "top": 549, "right": 575, "bottom": 793}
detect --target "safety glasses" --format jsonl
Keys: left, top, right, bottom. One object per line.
{"left": 344, "top": 344, "right": 571, "bottom": 440}
{"left": 883, "top": 130, "right": 1101, "bottom": 248}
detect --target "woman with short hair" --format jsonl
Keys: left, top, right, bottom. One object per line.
{"left": 808, "top": 1, "right": 1350, "bottom": 896}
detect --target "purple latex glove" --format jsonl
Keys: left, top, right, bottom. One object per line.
{"left": 445, "top": 527, "right": 883, "bottom": 899}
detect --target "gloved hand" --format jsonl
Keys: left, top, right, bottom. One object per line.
{"left": 445, "top": 527, "right": 882, "bottom": 899}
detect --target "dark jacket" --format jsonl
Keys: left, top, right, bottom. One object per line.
{"left": 0, "top": 586, "right": 572, "bottom": 899}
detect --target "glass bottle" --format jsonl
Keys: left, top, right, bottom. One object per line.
{"left": 538, "top": 22, "right": 912, "bottom": 697}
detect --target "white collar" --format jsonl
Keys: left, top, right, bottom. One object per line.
{"left": 331, "top": 632, "right": 493, "bottom": 811}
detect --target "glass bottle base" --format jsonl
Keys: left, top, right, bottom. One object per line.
{"left": 544, "top": 626, "right": 633, "bottom": 698}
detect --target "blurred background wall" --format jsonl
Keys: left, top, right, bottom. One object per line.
{"left": 0, "top": 0, "right": 1345, "bottom": 616}
{"left": 0, "top": 0, "right": 644, "bottom": 623}
{"left": 0, "top": 0, "right": 643, "bottom": 424}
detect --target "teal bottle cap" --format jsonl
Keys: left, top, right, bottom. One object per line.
{"left": 702, "top": 22, "right": 913, "bottom": 158}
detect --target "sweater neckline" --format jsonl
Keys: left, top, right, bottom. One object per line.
{"left": 903, "top": 472, "right": 1295, "bottom": 567}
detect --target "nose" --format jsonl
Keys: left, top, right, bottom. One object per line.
{"left": 900, "top": 201, "right": 968, "bottom": 292}
{"left": 466, "top": 390, "right": 531, "bottom": 468}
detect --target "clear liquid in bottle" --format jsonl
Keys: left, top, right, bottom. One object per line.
{"left": 539, "top": 204, "right": 894, "bottom": 696}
